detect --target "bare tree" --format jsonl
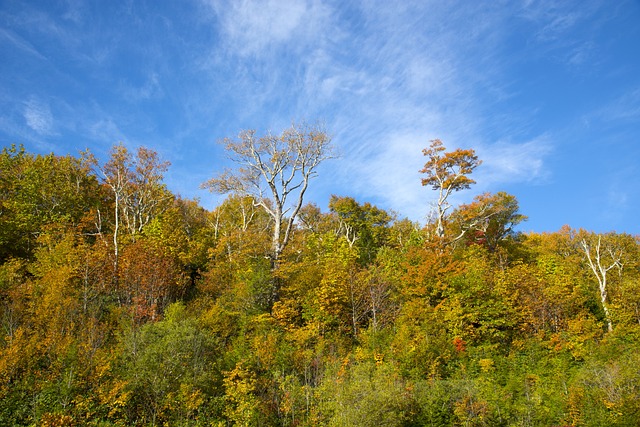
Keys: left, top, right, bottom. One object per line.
{"left": 203, "top": 122, "right": 335, "bottom": 263}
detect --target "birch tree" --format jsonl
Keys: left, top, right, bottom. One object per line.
{"left": 203, "top": 123, "right": 335, "bottom": 263}
{"left": 92, "top": 144, "right": 171, "bottom": 282}
{"left": 578, "top": 231, "right": 625, "bottom": 332}
{"left": 97, "top": 145, "right": 132, "bottom": 278}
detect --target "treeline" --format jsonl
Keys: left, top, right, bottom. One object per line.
{"left": 1, "top": 141, "right": 640, "bottom": 426}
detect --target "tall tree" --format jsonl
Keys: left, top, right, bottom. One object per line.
{"left": 419, "top": 139, "right": 481, "bottom": 238}
{"left": 203, "top": 123, "right": 335, "bottom": 262}
{"left": 97, "top": 144, "right": 132, "bottom": 276}
{"left": 123, "top": 146, "right": 171, "bottom": 236}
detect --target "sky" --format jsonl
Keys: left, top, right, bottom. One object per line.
{"left": 1, "top": 0, "right": 639, "bottom": 234}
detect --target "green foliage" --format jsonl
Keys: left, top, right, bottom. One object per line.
{"left": 144, "top": 197, "right": 214, "bottom": 277}
{"left": 567, "top": 327, "right": 640, "bottom": 426}
{"left": 317, "top": 360, "right": 413, "bottom": 427}
{"left": 117, "top": 302, "right": 221, "bottom": 425}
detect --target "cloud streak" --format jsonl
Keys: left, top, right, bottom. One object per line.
{"left": 0, "top": 28, "right": 46, "bottom": 60}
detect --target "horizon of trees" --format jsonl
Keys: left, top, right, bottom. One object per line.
{"left": 1, "top": 135, "right": 639, "bottom": 426}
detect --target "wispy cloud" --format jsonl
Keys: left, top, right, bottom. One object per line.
{"left": 23, "top": 97, "right": 55, "bottom": 136}
{"left": 61, "top": 0, "right": 85, "bottom": 24}
{"left": 593, "top": 88, "right": 640, "bottom": 123}
{"left": 476, "top": 138, "right": 553, "bottom": 187}
{"left": 121, "top": 72, "right": 164, "bottom": 101}
{"left": 345, "top": 130, "right": 432, "bottom": 221}
{"left": 197, "top": 1, "right": 530, "bottom": 222}
{"left": 600, "top": 165, "right": 637, "bottom": 229}
{"left": 290, "top": 1, "right": 528, "bottom": 221}
{"left": 205, "top": 0, "right": 330, "bottom": 58}
{"left": 88, "top": 118, "right": 126, "bottom": 145}
{"left": 0, "top": 28, "right": 47, "bottom": 60}
{"left": 3, "top": 0, "right": 633, "bottom": 233}
{"left": 519, "top": 0, "right": 606, "bottom": 68}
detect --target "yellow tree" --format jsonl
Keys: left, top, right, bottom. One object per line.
{"left": 122, "top": 146, "right": 172, "bottom": 236}
{"left": 200, "top": 195, "right": 274, "bottom": 309}
{"left": 419, "top": 139, "right": 481, "bottom": 238}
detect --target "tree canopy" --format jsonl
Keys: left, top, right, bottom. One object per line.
{"left": 1, "top": 141, "right": 639, "bottom": 426}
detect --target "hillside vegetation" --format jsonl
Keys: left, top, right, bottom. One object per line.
{"left": 1, "top": 141, "right": 639, "bottom": 426}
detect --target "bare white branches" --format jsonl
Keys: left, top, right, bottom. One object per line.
{"left": 204, "top": 122, "right": 335, "bottom": 261}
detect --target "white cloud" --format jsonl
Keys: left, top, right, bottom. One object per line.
{"left": 332, "top": 129, "right": 434, "bottom": 222}
{"left": 334, "top": 132, "right": 553, "bottom": 223}
{"left": 266, "top": 1, "right": 553, "bottom": 222}
{"left": 23, "top": 97, "right": 55, "bottom": 136}
{"left": 188, "top": 1, "right": 563, "bottom": 224}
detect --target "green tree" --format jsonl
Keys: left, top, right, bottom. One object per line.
{"left": 144, "top": 196, "right": 215, "bottom": 296}
{"left": 318, "top": 360, "right": 414, "bottom": 427}
{"left": 201, "top": 195, "right": 274, "bottom": 310}
{"left": 119, "top": 302, "right": 219, "bottom": 425}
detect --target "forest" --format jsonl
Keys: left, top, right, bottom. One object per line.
{"left": 1, "top": 125, "right": 639, "bottom": 426}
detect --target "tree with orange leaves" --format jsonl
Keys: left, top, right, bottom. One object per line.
{"left": 420, "top": 139, "right": 481, "bottom": 238}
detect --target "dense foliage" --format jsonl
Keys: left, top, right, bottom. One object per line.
{"left": 1, "top": 144, "right": 639, "bottom": 426}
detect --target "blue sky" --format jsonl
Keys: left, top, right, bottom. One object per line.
{"left": 1, "top": 0, "right": 639, "bottom": 234}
